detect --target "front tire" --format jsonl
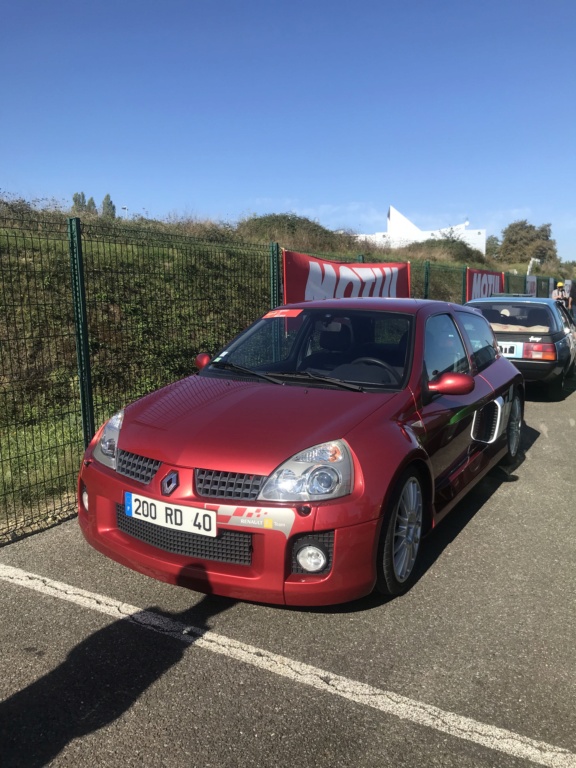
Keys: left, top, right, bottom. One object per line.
{"left": 376, "top": 469, "right": 424, "bottom": 596}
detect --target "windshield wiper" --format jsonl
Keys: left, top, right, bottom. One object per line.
{"left": 264, "top": 370, "right": 365, "bottom": 392}
{"left": 209, "top": 360, "right": 283, "bottom": 384}
{"left": 210, "top": 362, "right": 365, "bottom": 391}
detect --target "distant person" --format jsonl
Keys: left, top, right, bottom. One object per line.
{"left": 552, "top": 281, "right": 568, "bottom": 308}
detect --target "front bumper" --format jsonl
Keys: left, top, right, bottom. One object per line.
{"left": 78, "top": 459, "right": 380, "bottom": 607}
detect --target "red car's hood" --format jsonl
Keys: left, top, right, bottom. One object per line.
{"left": 118, "top": 375, "right": 401, "bottom": 474}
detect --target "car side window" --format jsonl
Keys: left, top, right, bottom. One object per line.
{"left": 557, "top": 302, "right": 575, "bottom": 330}
{"left": 424, "top": 314, "right": 470, "bottom": 382}
{"left": 456, "top": 311, "right": 498, "bottom": 373}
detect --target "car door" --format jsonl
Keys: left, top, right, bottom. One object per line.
{"left": 555, "top": 302, "right": 576, "bottom": 368}
{"left": 414, "top": 312, "right": 494, "bottom": 516}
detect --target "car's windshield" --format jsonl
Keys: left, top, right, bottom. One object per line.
{"left": 470, "top": 303, "right": 556, "bottom": 333}
{"left": 200, "top": 308, "right": 413, "bottom": 391}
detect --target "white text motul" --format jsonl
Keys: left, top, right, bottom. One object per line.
{"left": 305, "top": 263, "right": 400, "bottom": 300}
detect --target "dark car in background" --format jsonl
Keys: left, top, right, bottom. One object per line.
{"left": 466, "top": 296, "right": 576, "bottom": 399}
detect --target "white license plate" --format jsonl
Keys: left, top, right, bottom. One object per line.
{"left": 124, "top": 492, "right": 217, "bottom": 537}
{"left": 499, "top": 341, "right": 524, "bottom": 359}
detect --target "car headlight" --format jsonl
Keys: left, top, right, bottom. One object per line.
{"left": 93, "top": 410, "right": 124, "bottom": 470}
{"left": 258, "top": 440, "right": 353, "bottom": 502}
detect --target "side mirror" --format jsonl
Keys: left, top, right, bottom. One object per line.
{"left": 428, "top": 372, "right": 475, "bottom": 396}
{"left": 195, "top": 353, "right": 211, "bottom": 370}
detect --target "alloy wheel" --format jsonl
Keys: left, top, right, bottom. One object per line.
{"left": 508, "top": 395, "right": 522, "bottom": 458}
{"left": 392, "top": 477, "right": 423, "bottom": 583}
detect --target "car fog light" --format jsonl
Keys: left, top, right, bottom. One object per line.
{"left": 82, "top": 487, "right": 89, "bottom": 512}
{"left": 296, "top": 544, "right": 328, "bottom": 573}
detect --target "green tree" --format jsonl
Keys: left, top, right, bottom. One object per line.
{"left": 72, "top": 192, "right": 87, "bottom": 213}
{"left": 101, "top": 194, "right": 116, "bottom": 219}
{"left": 499, "top": 220, "right": 557, "bottom": 264}
{"left": 86, "top": 197, "right": 97, "bottom": 214}
{"left": 485, "top": 235, "right": 500, "bottom": 260}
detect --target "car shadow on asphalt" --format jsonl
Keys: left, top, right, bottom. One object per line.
{"left": 524, "top": 375, "right": 576, "bottom": 402}
{"left": 0, "top": 576, "right": 236, "bottom": 768}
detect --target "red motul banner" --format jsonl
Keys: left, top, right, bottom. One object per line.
{"left": 283, "top": 250, "right": 411, "bottom": 304}
{"left": 465, "top": 268, "right": 505, "bottom": 301}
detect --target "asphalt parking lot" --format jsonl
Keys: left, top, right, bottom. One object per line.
{"left": 1, "top": 380, "right": 575, "bottom": 768}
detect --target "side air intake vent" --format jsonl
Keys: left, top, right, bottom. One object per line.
{"left": 471, "top": 397, "right": 504, "bottom": 444}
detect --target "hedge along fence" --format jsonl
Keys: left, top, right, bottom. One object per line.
{"left": 0, "top": 217, "right": 549, "bottom": 543}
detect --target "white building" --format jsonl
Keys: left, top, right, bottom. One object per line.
{"left": 357, "top": 206, "right": 486, "bottom": 256}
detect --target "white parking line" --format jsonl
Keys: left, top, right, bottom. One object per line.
{"left": 1, "top": 563, "right": 574, "bottom": 768}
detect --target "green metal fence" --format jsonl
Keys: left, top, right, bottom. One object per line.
{"left": 1, "top": 218, "right": 271, "bottom": 542}
{"left": 0, "top": 219, "right": 82, "bottom": 541}
{"left": 0, "top": 216, "right": 547, "bottom": 543}
{"left": 414, "top": 262, "right": 467, "bottom": 302}
{"left": 71, "top": 219, "right": 271, "bottom": 444}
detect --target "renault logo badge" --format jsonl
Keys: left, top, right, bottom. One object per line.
{"left": 161, "top": 470, "right": 179, "bottom": 496}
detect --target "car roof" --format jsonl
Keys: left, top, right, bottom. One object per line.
{"left": 281, "top": 297, "right": 476, "bottom": 315}
{"left": 466, "top": 295, "right": 558, "bottom": 307}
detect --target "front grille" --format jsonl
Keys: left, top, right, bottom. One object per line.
{"left": 116, "top": 504, "right": 253, "bottom": 565}
{"left": 195, "top": 468, "right": 266, "bottom": 500}
{"left": 291, "top": 531, "right": 334, "bottom": 575}
{"left": 117, "top": 450, "right": 162, "bottom": 485}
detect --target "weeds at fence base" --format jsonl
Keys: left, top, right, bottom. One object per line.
{"left": 0, "top": 493, "right": 76, "bottom": 546}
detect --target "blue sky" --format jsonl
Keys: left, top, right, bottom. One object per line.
{"left": 2, "top": 0, "right": 575, "bottom": 260}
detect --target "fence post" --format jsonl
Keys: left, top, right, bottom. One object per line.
{"left": 68, "top": 217, "right": 95, "bottom": 448}
{"left": 461, "top": 266, "right": 467, "bottom": 304}
{"left": 423, "top": 261, "right": 430, "bottom": 299}
{"left": 269, "top": 242, "right": 281, "bottom": 308}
